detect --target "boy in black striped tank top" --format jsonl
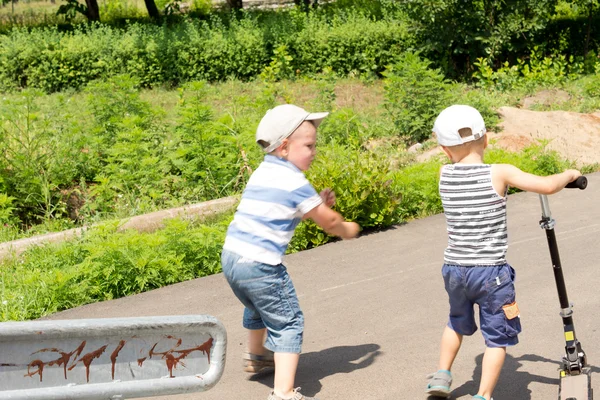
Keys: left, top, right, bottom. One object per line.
{"left": 425, "top": 105, "right": 581, "bottom": 400}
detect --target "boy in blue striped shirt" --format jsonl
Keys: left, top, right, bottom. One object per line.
{"left": 221, "top": 104, "right": 360, "bottom": 400}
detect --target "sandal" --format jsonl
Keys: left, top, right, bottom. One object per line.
{"left": 243, "top": 350, "right": 274, "bottom": 373}
{"left": 426, "top": 369, "right": 452, "bottom": 397}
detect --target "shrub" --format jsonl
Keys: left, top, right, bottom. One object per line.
{"left": 288, "top": 14, "right": 412, "bottom": 78}
{"left": 289, "top": 144, "right": 402, "bottom": 251}
{"left": 0, "top": 9, "right": 414, "bottom": 92}
{"left": 393, "top": 159, "right": 444, "bottom": 221}
{"left": 0, "top": 90, "right": 90, "bottom": 224}
{"left": 0, "top": 216, "right": 229, "bottom": 321}
{"left": 383, "top": 53, "right": 454, "bottom": 144}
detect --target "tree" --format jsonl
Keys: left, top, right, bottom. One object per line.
{"left": 57, "top": 0, "right": 98, "bottom": 21}
{"left": 143, "top": 0, "right": 159, "bottom": 18}
{"left": 399, "top": 0, "right": 559, "bottom": 77}
{"left": 84, "top": 0, "right": 99, "bottom": 20}
{"left": 574, "top": 0, "right": 599, "bottom": 55}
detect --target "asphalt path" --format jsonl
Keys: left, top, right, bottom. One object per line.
{"left": 48, "top": 172, "right": 600, "bottom": 400}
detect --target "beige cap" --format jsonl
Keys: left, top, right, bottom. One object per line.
{"left": 256, "top": 104, "right": 329, "bottom": 152}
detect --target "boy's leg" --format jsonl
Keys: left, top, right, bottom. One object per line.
{"left": 273, "top": 352, "right": 300, "bottom": 399}
{"left": 248, "top": 328, "right": 267, "bottom": 355}
{"left": 244, "top": 326, "right": 274, "bottom": 373}
{"left": 427, "top": 326, "right": 463, "bottom": 396}
{"left": 476, "top": 346, "right": 506, "bottom": 400}
{"left": 439, "top": 325, "right": 463, "bottom": 370}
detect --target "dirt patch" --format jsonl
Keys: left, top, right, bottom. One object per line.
{"left": 521, "top": 89, "right": 571, "bottom": 109}
{"left": 496, "top": 107, "right": 600, "bottom": 165}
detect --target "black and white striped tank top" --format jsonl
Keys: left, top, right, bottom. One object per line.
{"left": 439, "top": 164, "right": 508, "bottom": 266}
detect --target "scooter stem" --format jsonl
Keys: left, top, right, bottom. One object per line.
{"left": 539, "top": 194, "right": 587, "bottom": 374}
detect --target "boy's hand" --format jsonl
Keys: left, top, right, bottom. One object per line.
{"left": 342, "top": 221, "right": 360, "bottom": 239}
{"left": 320, "top": 188, "right": 336, "bottom": 207}
{"left": 566, "top": 169, "right": 582, "bottom": 182}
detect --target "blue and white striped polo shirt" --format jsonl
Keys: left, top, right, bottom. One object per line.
{"left": 223, "top": 155, "right": 323, "bottom": 265}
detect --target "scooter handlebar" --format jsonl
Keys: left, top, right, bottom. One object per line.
{"left": 565, "top": 176, "right": 587, "bottom": 190}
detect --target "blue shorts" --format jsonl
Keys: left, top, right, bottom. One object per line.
{"left": 221, "top": 249, "right": 304, "bottom": 353}
{"left": 443, "top": 264, "right": 521, "bottom": 347}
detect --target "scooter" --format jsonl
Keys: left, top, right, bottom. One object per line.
{"left": 538, "top": 176, "right": 592, "bottom": 400}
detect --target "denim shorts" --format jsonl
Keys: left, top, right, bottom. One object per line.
{"left": 221, "top": 249, "right": 304, "bottom": 353}
{"left": 443, "top": 263, "right": 521, "bottom": 347}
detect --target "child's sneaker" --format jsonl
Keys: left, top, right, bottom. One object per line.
{"left": 425, "top": 369, "right": 452, "bottom": 397}
{"left": 471, "top": 396, "right": 493, "bottom": 400}
{"left": 243, "top": 350, "right": 274, "bottom": 373}
{"left": 267, "top": 387, "right": 318, "bottom": 400}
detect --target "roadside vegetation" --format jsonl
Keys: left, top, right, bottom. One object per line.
{"left": 1, "top": 0, "right": 599, "bottom": 321}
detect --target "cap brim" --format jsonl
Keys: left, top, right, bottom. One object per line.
{"left": 306, "top": 112, "right": 329, "bottom": 128}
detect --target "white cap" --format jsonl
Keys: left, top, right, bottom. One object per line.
{"left": 433, "top": 105, "right": 486, "bottom": 146}
{"left": 256, "top": 104, "right": 329, "bottom": 152}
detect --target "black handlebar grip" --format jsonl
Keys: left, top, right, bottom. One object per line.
{"left": 565, "top": 176, "right": 587, "bottom": 190}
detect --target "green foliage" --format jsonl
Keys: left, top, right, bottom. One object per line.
{"left": 485, "top": 141, "right": 577, "bottom": 193}
{"left": 0, "top": 90, "right": 87, "bottom": 224}
{"left": 169, "top": 81, "right": 247, "bottom": 200}
{"left": 583, "top": 62, "right": 600, "bottom": 97}
{"left": 473, "top": 48, "right": 600, "bottom": 91}
{"left": 0, "top": 216, "right": 229, "bottom": 321}
{"left": 0, "top": 6, "right": 413, "bottom": 92}
{"left": 486, "top": 140, "right": 572, "bottom": 170}
{"left": 56, "top": 0, "right": 88, "bottom": 22}
{"left": 260, "top": 44, "right": 295, "bottom": 82}
{"left": 0, "top": 193, "right": 16, "bottom": 225}
{"left": 393, "top": 160, "right": 444, "bottom": 221}
{"left": 317, "top": 108, "right": 366, "bottom": 148}
{"left": 289, "top": 144, "right": 402, "bottom": 251}
{"left": 286, "top": 13, "right": 412, "bottom": 78}
{"left": 399, "top": 0, "right": 559, "bottom": 76}
{"left": 383, "top": 53, "right": 453, "bottom": 144}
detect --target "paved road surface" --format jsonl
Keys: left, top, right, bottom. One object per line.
{"left": 49, "top": 173, "right": 600, "bottom": 400}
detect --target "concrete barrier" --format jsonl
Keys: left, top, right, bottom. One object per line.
{"left": 0, "top": 315, "right": 227, "bottom": 399}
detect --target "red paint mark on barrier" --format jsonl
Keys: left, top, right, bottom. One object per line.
{"left": 26, "top": 341, "right": 87, "bottom": 382}
{"left": 110, "top": 340, "right": 126, "bottom": 380}
{"left": 137, "top": 357, "right": 147, "bottom": 367}
{"left": 72, "top": 345, "right": 108, "bottom": 382}
{"left": 25, "top": 360, "right": 45, "bottom": 382}
{"left": 149, "top": 336, "right": 213, "bottom": 378}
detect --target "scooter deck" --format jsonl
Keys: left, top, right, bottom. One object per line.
{"left": 559, "top": 371, "right": 593, "bottom": 400}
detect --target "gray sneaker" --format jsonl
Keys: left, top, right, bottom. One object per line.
{"left": 425, "top": 369, "right": 452, "bottom": 397}
{"left": 267, "top": 387, "right": 318, "bottom": 400}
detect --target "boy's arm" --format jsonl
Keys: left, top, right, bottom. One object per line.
{"left": 304, "top": 203, "right": 360, "bottom": 239}
{"left": 494, "top": 164, "right": 581, "bottom": 195}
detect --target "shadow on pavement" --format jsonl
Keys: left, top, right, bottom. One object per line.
{"left": 250, "top": 343, "right": 382, "bottom": 397}
{"left": 448, "top": 353, "right": 577, "bottom": 400}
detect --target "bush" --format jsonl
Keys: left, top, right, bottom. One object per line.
{"left": 287, "top": 14, "right": 412, "bottom": 78}
{"left": 393, "top": 159, "right": 444, "bottom": 221}
{"left": 289, "top": 144, "right": 402, "bottom": 251}
{"left": 472, "top": 48, "right": 599, "bottom": 92}
{"left": 0, "top": 9, "right": 414, "bottom": 92}
{"left": 383, "top": 53, "right": 454, "bottom": 144}
{"left": 0, "top": 216, "right": 229, "bottom": 321}
{"left": 0, "top": 89, "right": 91, "bottom": 224}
